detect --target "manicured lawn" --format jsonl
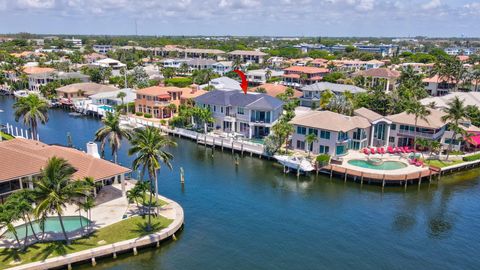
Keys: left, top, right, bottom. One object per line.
{"left": 0, "top": 132, "right": 13, "bottom": 140}
{"left": 0, "top": 215, "right": 172, "bottom": 269}
{"left": 424, "top": 159, "right": 464, "bottom": 168}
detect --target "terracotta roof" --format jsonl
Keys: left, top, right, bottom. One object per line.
{"left": 422, "top": 75, "right": 456, "bottom": 84}
{"left": 283, "top": 66, "right": 329, "bottom": 74}
{"left": 0, "top": 138, "right": 131, "bottom": 182}
{"left": 387, "top": 109, "right": 447, "bottom": 129}
{"left": 136, "top": 86, "right": 206, "bottom": 99}
{"left": 250, "top": 83, "right": 302, "bottom": 98}
{"left": 282, "top": 74, "right": 300, "bottom": 79}
{"left": 23, "top": 66, "right": 56, "bottom": 75}
{"left": 354, "top": 68, "right": 400, "bottom": 79}
{"left": 56, "top": 83, "right": 118, "bottom": 96}
{"left": 290, "top": 111, "right": 371, "bottom": 132}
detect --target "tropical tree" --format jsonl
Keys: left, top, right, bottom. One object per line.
{"left": 441, "top": 96, "right": 467, "bottom": 160}
{"left": 95, "top": 111, "right": 132, "bottom": 164}
{"left": 193, "top": 107, "right": 214, "bottom": 133}
{"left": 0, "top": 204, "right": 22, "bottom": 248}
{"left": 405, "top": 100, "right": 430, "bottom": 150}
{"left": 271, "top": 119, "right": 294, "bottom": 154}
{"left": 117, "top": 91, "right": 127, "bottom": 113}
{"left": 232, "top": 58, "right": 242, "bottom": 70}
{"left": 13, "top": 94, "right": 49, "bottom": 139}
{"left": 33, "top": 157, "right": 91, "bottom": 244}
{"left": 305, "top": 133, "right": 318, "bottom": 157}
{"left": 319, "top": 89, "right": 334, "bottom": 109}
{"left": 128, "top": 127, "right": 176, "bottom": 230}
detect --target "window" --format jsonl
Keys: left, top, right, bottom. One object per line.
{"left": 213, "top": 105, "right": 217, "bottom": 112}
{"left": 296, "top": 140, "right": 305, "bottom": 149}
{"left": 238, "top": 107, "right": 245, "bottom": 115}
{"left": 308, "top": 128, "right": 318, "bottom": 136}
{"left": 390, "top": 124, "right": 396, "bottom": 130}
{"left": 320, "top": 130, "right": 331, "bottom": 139}
{"left": 389, "top": 137, "right": 395, "bottom": 143}
{"left": 319, "top": 145, "right": 330, "bottom": 154}
{"left": 221, "top": 107, "right": 224, "bottom": 113}
{"left": 297, "top": 126, "right": 307, "bottom": 135}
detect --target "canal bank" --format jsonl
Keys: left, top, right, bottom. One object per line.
{"left": 2, "top": 96, "right": 480, "bottom": 270}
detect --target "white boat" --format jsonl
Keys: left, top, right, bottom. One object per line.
{"left": 13, "top": 90, "right": 40, "bottom": 99}
{"left": 274, "top": 155, "right": 315, "bottom": 172}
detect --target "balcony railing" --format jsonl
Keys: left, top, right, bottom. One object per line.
{"left": 397, "top": 130, "right": 442, "bottom": 139}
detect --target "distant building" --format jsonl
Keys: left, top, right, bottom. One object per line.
{"left": 246, "top": 69, "right": 283, "bottom": 85}
{"left": 352, "top": 68, "right": 401, "bottom": 92}
{"left": 63, "top": 37, "right": 82, "bottom": 48}
{"left": 294, "top": 43, "right": 398, "bottom": 57}
{"left": 93, "top": 45, "right": 113, "bottom": 54}
{"left": 227, "top": 50, "right": 267, "bottom": 64}
{"left": 444, "top": 47, "right": 477, "bottom": 56}
{"left": 212, "top": 61, "right": 233, "bottom": 75}
{"left": 299, "top": 82, "right": 367, "bottom": 107}
{"left": 282, "top": 66, "right": 330, "bottom": 88}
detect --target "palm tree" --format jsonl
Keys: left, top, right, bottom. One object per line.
{"left": 0, "top": 204, "right": 22, "bottom": 248}
{"left": 305, "top": 133, "right": 318, "bottom": 157}
{"left": 33, "top": 157, "right": 90, "bottom": 244}
{"left": 319, "top": 89, "right": 334, "bottom": 110}
{"left": 441, "top": 96, "right": 467, "bottom": 160}
{"left": 128, "top": 127, "right": 176, "bottom": 229}
{"left": 13, "top": 94, "right": 49, "bottom": 140}
{"left": 9, "top": 190, "right": 39, "bottom": 247}
{"left": 232, "top": 58, "right": 242, "bottom": 71}
{"left": 193, "top": 107, "right": 213, "bottom": 133}
{"left": 95, "top": 111, "right": 132, "bottom": 164}
{"left": 405, "top": 100, "right": 430, "bottom": 150}
{"left": 116, "top": 91, "right": 127, "bottom": 113}
{"left": 272, "top": 119, "right": 294, "bottom": 154}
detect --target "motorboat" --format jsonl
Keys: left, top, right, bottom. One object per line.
{"left": 13, "top": 90, "right": 41, "bottom": 99}
{"left": 274, "top": 155, "right": 315, "bottom": 172}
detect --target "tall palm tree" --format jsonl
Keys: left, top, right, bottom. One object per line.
{"left": 8, "top": 190, "right": 39, "bottom": 247}
{"left": 441, "top": 96, "right": 467, "bottom": 160}
{"left": 305, "top": 133, "right": 318, "bottom": 157}
{"left": 95, "top": 111, "right": 132, "bottom": 164}
{"left": 319, "top": 89, "right": 334, "bottom": 110}
{"left": 0, "top": 204, "right": 22, "bottom": 248}
{"left": 33, "top": 157, "right": 90, "bottom": 244}
{"left": 116, "top": 91, "right": 127, "bottom": 113}
{"left": 128, "top": 127, "right": 176, "bottom": 229}
{"left": 405, "top": 100, "right": 430, "bottom": 150}
{"left": 13, "top": 94, "right": 49, "bottom": 140}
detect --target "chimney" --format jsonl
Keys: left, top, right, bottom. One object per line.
{"left": 86, "top": 142, "right": 100, "bottom": 158}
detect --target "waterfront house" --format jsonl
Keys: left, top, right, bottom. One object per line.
{"left": 56, "top": 83, "right": 119, "bottom": 100}
{"left": 194, "top": 90, "right": 284, "bottom": 138}
{"left": 200, "top": 77, "right": 242, "bottom": 91}
{"left": 300, "top": 82, "right": 367, "bottom": 107}
{"left": 89, "top": 88, "right": 136, "bottom": 106}
{"left": 0, "top": 138, "right": 131, "bottom": 203}
{"left": 282, "top": 66, "right": 330, "bottom": 88}
{"left": 24, "top": 67, "right": 56, "bottom": 91}
{"left": 135, "top": 85, "right": 206, "bottom": 119}
{"left": 290, "top": 110, "right": 371, "bottom": 156}
{"left": 227, "top": 50, "right": 267, "bottom": 64}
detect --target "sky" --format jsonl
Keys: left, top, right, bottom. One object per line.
{"left": 0, "top": 0, "right": 478, "bottom": 37}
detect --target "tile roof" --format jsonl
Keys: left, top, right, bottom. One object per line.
{"left": 23, "top": 66, "right": 56, "bottom": 75}
{"left": 227, "top": 50, "right": 267, "bottom": 56}
{"left": 386, "top": 109, "right": 447, "bottom": 129}
{"left": 194, "top": 90, "right": 283, "bottom": 110}
{"left": 354, "top": 68, "right": 400, "bottom": 79}
{"left": 290, "top": 111, "right": 371, "bottom": 132}
{"left": 283, "top": 66, "right": 329, "bottom": 74}
{"left": 250, "top": 83, "right": 302, "bottom": 98}
{"left": 0, "top": 138, "right": 131, "bottom": 182}
{"left": 56, "top": 83, "right": 118, "bottom": 95}
{"left": 301, "top": 82, "right": 367, "bottom": 94}
{"left": 354, "top": 107, "right": 383, "bottom": 122}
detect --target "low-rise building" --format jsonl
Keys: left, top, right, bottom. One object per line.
{"left": 212, "top": 61, "right": 233, "bottom": 75}
{"left": 93, "top": 45, "right": 113, "bottom": 54}
{"left": 282, "top": 66, "right": 330, "bottom": 88}
{"left": 227, "top": 50, "right": 267, "bottom": 64}
{"left": 353, "top": 68, "right": 400, "bottom": 92}
{"left": 246, "top": 69, "right": 283, "bottom": 85}
{"left": 0, "top": 138, "right": 130, "bottom": 202}
{"left": 299, "top": 82, "right": 367, "bottom": 107}
{"left": 56, "top": 83, "right": 118, "bottom": 99}
{"left": 194, "top": 90, "right": 284, "bottom": 138}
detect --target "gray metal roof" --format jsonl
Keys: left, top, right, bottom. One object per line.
{"left": 195, "top": 90, "right": 283, "bottom": 111}
{"left": 301, "top": 82, "right": 367, "bottom": 94}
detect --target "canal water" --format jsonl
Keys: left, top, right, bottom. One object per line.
{"left": 1, "top": 96, "right": 480, "bottom": 270}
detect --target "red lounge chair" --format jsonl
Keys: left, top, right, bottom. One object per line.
{"left": 387, "top": 146, "right": 395, "bottom": 154}
{"left": 363, "top": 148, "right": 370, "bottom": 155}
{"left": 404, "top": 146, "right": 412, "bottom": 153}
{"left": 377, "top": 147, "right": 385, "bottom": 154}
{"left": 415, "top": 161, "right": 423, "bottom": 167}
{"left": 370, "top": 148, "right": 376, "bottom": 154}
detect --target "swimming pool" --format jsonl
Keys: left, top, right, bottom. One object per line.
{"left": 2, "top": 216, "right": 90, "bottom": 239}
{"left": 99, "top": 105, "right": 113, "bottom": 111}
{"left": 347, "top": 159, "right": 407, "bottom": 170}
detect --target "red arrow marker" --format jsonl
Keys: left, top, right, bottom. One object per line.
{"left": 233, "top": 69, "right": 248, "bottom": 94}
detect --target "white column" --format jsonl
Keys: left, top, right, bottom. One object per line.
{"left": 385, "top": 124, "right": 391, "bottom": 147}
{"left": 370, "top": 125, "right": 376, "bottom": 147}
{"left": 28, "top": 176, "right": 33, "bottom": 190}
{"left": 248, "top": 125, "right": 253, "bottom": 139}
{"left": 120, "top": 174, "right": 126, "bottom": 197}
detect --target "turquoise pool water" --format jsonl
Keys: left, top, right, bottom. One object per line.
{"left": 2, "top": 216, "right": 90, "bottom": 239}
{"left": 99, "top": 105, "right": 113, "bottom": 111}
{"left": 348, "top": 159, "right": 407, "bottom": 170}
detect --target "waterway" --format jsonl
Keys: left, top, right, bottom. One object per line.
{"left": 1, "top": 96, "right": 480, "bottom": 269}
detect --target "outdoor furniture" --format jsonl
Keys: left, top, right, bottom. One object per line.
{"left": 377, "top": 147, "right": 386, "bottom": 154}
{"left": 387, "top": 146, "right": 395, "bottom": 154}
{"left": 363, "top": 148, "right": 370, "bottom": 155}
{"left": 370, "top": 148, "right": 376, "bottom": 154}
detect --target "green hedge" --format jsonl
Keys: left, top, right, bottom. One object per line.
{"left": 135, "top": 112, "right": 143, "bottom": 116}
{"left": 144, "top": 113, "right": 152, "bottom": 118}
{"left": 463, "top": 153, "right": 480, "bottom": 162}
{"left": 164, "top": 77, "right": 193, "bottom": 88}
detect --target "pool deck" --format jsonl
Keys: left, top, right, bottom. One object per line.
{"left": 321, "top": 151, "right": 439, "bottom": 186}
{"left": 4, "top": 194, "right": 184, "bottom": 270}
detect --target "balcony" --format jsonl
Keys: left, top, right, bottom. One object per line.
{"left": 397, "top": 130, "right": 442, "bottom": 140}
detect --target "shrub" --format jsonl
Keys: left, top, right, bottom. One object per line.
{"left": 135, "top": 112, "right": 143, "bottom": 116}
{"left": 164, "top": 77, "right": 193, "bottom": 88}
{"left": 144, "top": 113, "right": 152, "bottom": 118}
{"left": 316, "top": 154, "right": 331, "bottom": 166}
{"left": 160, "top": 119, "right": 167, "bottom": 125}
{"left": 463, "top": 153, "right": 480, "bottom": 162}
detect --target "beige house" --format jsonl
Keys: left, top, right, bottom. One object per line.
{"left": 56, "top": 83, "right": 119, "bottom": 99}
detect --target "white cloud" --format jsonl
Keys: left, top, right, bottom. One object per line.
{"left": 17, "top": 0, "right": 55, "bottom": 9}
{"left": 421, "top": 0, "right": 441, "bottom": 10}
